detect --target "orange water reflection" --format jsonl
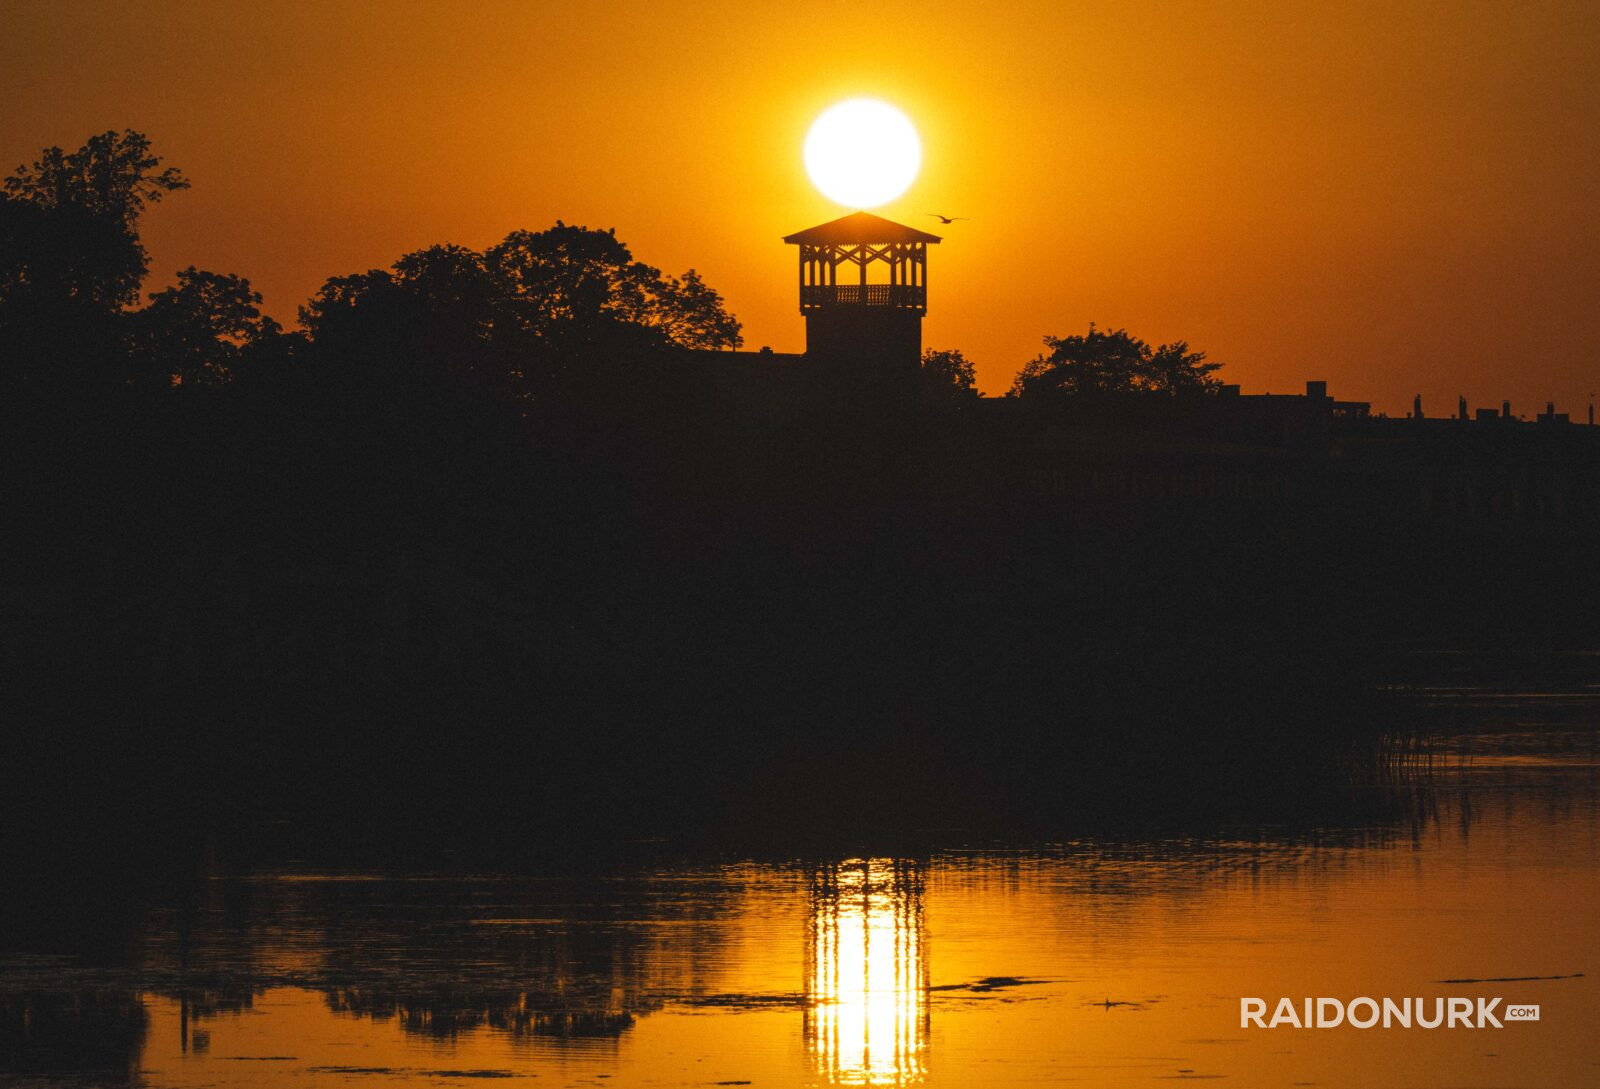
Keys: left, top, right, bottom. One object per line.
{"left": 3, "top": 723, "right": 1599, "bottom": 1087}
{"left": 805, "top": 859, "right": 929, "bottom": 1085}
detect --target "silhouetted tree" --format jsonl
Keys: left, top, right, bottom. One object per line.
{"left": 1007, "top": 325, "right": 1222, "bottom": 399}
{"left": 2, "top": 130, "right": 188, "bottom": 310}
{"left": 390, "top": 244, "right": 521, "bottom": 389}
{"left": 920, "top": 347, "right": 979, "bottom": 403}
{"left": 299, "top": 245, "right": 522, "bottom": 398}
{"left": 1, "top": 130, "right": 188, "bottom": 392}
{"left": 300, "top": 226, "right": 741, "bottom": 408}
{"left": 485, "top": 223, "right": 740, "bottom": 351}
{"left": 392, "top": 244, "right": 506, "bottom": 342}
{"left": 129, "top": 267, "right": 282, "bottom": 389}
{"left": 0, "top": 195, "right": 142, "bottom": 314}
{"left": 636, "top": 267, "right": 743, "bottom": 351}
{"left": 296, "top": 269, "right": 399, "bottom": 345}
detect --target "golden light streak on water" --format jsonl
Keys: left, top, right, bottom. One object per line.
{"left": 805, "top": 859, "right": 928, "bottom": 1086}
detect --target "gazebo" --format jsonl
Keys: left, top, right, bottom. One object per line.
{"left": 783, "top": 211, "right": 941, "bottom": 372}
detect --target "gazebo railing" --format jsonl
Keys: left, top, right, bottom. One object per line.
{"left": 800, "top": 284, "right": 926, "bottom": 310}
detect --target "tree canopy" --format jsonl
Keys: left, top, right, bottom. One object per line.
{"left": 2, "top": 129, "right": 189, "bottom": 310}
{"left": 301, "top": 227, "right": 742, "bottom": 353}
{"left": 297, "top": 225, "right": 743, "bottom": 404}
{"left": 1, "top": 131, "right": 195, "bottom": 392}
{"left": 920, "top": 348, "right": 979, "bottom": 403}
{"left": 131, "top": 267, "right": 282, "bottom": 389}
{"left": 483, "top": 223, "right": 741, "bottom": 351}
{"left": 1, "top": 130, "right": 746, "bottom": 404}
{"left": 1008, "top": 325, "right": 1222, "bottom": 400}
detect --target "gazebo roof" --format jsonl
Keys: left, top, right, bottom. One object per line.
{"left": 782, "top": 211, "right": 942, "bottom": 246}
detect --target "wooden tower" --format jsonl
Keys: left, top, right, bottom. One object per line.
{"left": 783, "top": 212, "right": 942, "bottom": 375}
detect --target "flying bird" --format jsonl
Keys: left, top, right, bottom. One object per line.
{"left": 926, "top": 214, "right": 969, "bottom": 224}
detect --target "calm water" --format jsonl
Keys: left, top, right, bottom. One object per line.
{"left": 3, "top": 696, "right": 1598, "bottom": 1088}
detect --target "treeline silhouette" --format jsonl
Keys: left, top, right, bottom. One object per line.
{"left": 5, "top": 132, "right": 1591, "bottom": 867}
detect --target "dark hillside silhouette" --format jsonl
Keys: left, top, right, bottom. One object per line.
{"left": 6, "top": 131, "right": 1600, "bottom": 869}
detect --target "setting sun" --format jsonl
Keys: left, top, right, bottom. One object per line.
{"left": 804, "top": 98, "right": 921, "bottom": 209}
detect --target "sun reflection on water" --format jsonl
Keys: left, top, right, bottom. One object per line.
{"left": 805, "top": 859, "right": 928, "bottom": 1086}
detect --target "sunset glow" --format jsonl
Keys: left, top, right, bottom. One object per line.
{"left": 4, "top": 3, "right": 1596, "bottom": 404}
{"left": 3, "top": 5, "right": 1599, "bottom": 1087}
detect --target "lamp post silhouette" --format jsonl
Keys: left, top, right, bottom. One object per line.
{"left": 783, "top": 211, "right": 941, "bottom": 380}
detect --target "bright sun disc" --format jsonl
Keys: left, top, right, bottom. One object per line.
{"left": 805, "top": 99, "right": 921, "bottom": 209}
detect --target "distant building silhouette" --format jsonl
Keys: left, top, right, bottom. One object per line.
{"left": 682, "top": 209, "right": 1595, "bottom": 472}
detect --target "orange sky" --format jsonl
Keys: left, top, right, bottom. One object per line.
{"left": 4, "top": 0, "right": 1597, "bottom": 410}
